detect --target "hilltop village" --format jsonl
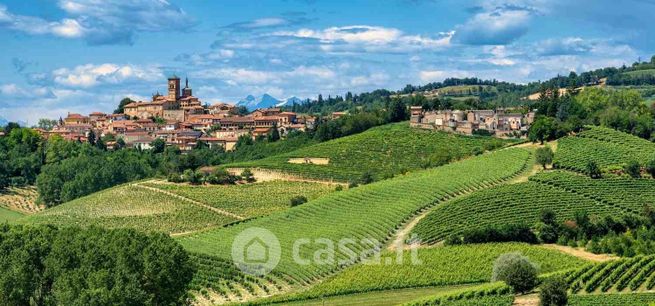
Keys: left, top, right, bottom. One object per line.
{"left": 410, "top": 106, "right": 535, "bottom": 137}
{"left": 40, "top": 76, "right": 313, "bottom": 151}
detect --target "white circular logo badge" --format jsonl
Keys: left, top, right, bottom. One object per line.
{"left": 231, "top": 227, "right": 281, "bottom": 276}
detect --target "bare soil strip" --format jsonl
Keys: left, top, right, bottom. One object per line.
{"left": 541, "top": 244, "right": 617, "bottom": 262}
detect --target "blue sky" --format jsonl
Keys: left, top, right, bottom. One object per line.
{"left": 1, "top": 0, "right": 654, "bottom": 123}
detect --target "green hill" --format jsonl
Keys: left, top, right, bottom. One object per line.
{"left": 176, "top": 148, "right": 533, "bottom": 301}
{"left": 555, "top": 126, "right": 655, "bottom": 173}
{"left": 411, "top": 169, "right": 655, "bottom": 244}
{"left": 0, "top": 206, "right": 24, "bottom": 223}
{"left": 228, "top": 123, "right": 518, "bottom": 182}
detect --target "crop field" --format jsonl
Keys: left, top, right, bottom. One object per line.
{"left": 411, "top": 181, "right": 618, "bottom": 244}
{"left": 275, "top": 243, "right": 585, "bottom": 301}
{"left": 567, "top": 256, "right": 655, "bottom": 294}
{"left": 530, "top": 171, "right": 655, "bottom": 214}
{"left": 22, "top": 184, "right": 236, "bottom": 234}
{"left": 278, "top": 285, "right": 478, "bottom": 306}
{"left": 0, "top": 206, "right": 24, "bottom": 223}
{"left": 554, "top": 126, "right": 655, "bottom": 172}
{"left": 624, "top": 69, "right": 655, "bottom": 77}
{"left": 141, "top": 181, "right": 335, "bottom": 218}
{"left": 228, "top": 123, "right": 518, "bottom": 182}
{"left": 0, "top": 186, "right": 41, "bottom": 214}
{"left": 403, "top": 282, "right": 513, "bottom": 306}
{"left": 568, "top": 293, "right": 655, "bottom": 305}
{"left": 177, "top": 148, "right": 533, "bottom": 300}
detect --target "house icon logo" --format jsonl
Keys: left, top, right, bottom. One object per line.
{"left": 231, "top": 227, "right": 281, "bottom": 276}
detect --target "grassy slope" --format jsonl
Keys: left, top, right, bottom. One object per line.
{"left": 229, "top": 122, "right": 518, "bottom": 182}
{"left": 178, "top": 148, "right": 532, "bottom": 285}
{"left": 141, "top": 181, "right": 335, "bottom": 218}
{"left": 21, "top": 184, "right": 235, "bottom": 234}
{"left": 568, "top": 293, "right": 655, "bottom": 306}
{"left": 275, "top": 243, "right": 585, "bottom": 301}
{"left": 0, "top": 206, "right": 24, "bottom": 223}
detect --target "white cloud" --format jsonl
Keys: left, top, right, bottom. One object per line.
{"left": 52, "top": 63, "right": 163, "bottom": 87}
{"left": 195, "top": 65, "right": 336, "bottom": 85}
{"left": 419, "top": 70, "right": 471, "bottom": 83}
{"left": 453, "top": 6, "right": 534, "bottom": 45}
{"left": 350, "top": 73, "right": 389, "bottom": 87}
{"left": 275, "top": 25, "right": 451, "bottom": 52}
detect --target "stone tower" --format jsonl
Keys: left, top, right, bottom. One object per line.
{"left": 182, "top": 77, "right": 192, "bottom": 97}
{"left": 167, "top": 75, "right": 180, "bottom": 101}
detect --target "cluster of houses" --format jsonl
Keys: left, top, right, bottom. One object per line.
{"left": 39, "top": 76, "right": 314, "bottom": 151}
{"left": 409, "top": 106, "right": 535, "bottom": 137}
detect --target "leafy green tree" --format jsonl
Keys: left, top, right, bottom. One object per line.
{"left": 492, "top": 252, "right": 538, "bottom": 294}
{"left": 586, "top": 161, "right": 601, "bottom": 179}
{"left": 36, "top": 118, "right": 58, "bottom": 130}
{"left": 360, "top": 171, "right": 374, "bottom": 184}
{"left": 535, "top": 146, "right": 554, "bottom": 169}
{"left": 624, "top": 160, "right": 641, "bottom": 178}
{"left": 387, "top": 99, "right": 408, "bottom": 122}
{"left": 539, "top": 276, "right": 568, "bottom": 306}
{"left": 115, "top": 138, "right": 126, "bottom": 150}
{"left": 87, "top": 129, "right": 96, "bottom": 146}
{"left": 151, "top": 138, "right": 166, "bottom": 154}
{"left": 114, "top": 97, "right": 135, "bottom": 114}
{"left": 528, "top": 117, "right": 555, "bottom": 144}
{"left": 267, "top": 123, "right": 280, "bottom": 142}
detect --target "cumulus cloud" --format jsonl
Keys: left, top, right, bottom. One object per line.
{"left": 0, "top": 84, "right": 56, "bottom": 102}
{"left": 536, "top": 37, "right": 595, "bottom": 56}
{"left": 452, "top": 5, "right": 535, "bottom": 45}
{"left": 52, "top": 63, "right": 163, "bottom": 87}
{"left": 0, "top": 1, "right": 195, "bottom": 45}
{"left": 195, "top": 65, "right": 336, "bottom": 85}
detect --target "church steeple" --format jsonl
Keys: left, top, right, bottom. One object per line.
{"left": 182, "top": 77, "right": 192, "bottom": 97}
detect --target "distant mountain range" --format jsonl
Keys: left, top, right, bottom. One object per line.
{"left": 236, "top": 94, "right": 304, "bottom": 111}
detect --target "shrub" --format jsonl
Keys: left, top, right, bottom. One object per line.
{"left": 183, "top": 169, "right": 202, "bottom": 185}
{"left": 536, "top": 146, "right": 554, "bottom": 169}
{"left": 290, "top": 195, "right": 308, "bottom": 207}
{"left": 539, "top": 276, "right": 568, "bottom": 306}
{"left": 167, "top": 172, "right": 183, "bottom": 183}
{"left": 537, "top": 223, "right": 559, "bottom": 243}
{"left": 647, "top": 159, "right": 655, "bottom": 179}
{"left": 335, "top": 185, "right": 343, "bottom": 191}
{"left": 360, "top": 171, "right": 374, "bottom": 185}
{"left": 492, "top": 252, "right": 539, "bottom": 294}
{"left": 241, "top": 168, "right": 256, "bottom": 183}
{"left": 586, "top": 161, "right": 601, "bottom": 179}
{"left": 625, "top": 160, "right": 642, "bottom": 178}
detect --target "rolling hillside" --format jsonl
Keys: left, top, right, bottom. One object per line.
{"left": 229, "top": 123, "right": 518, "bottom": 182}
{"left": 177, "top": 148, "right": 533, "bottom": 303}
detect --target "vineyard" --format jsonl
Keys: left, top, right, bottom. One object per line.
{"left": 0, "top": 186, "right": 41, "bottom": 214}
{"left": 566, "top": 256, "right": 655, "bottom": 294}
{"left": 568, "top": 293, "right": 655, "bottom": 305}
{"left": 554, "top": 126, "right": 655, "bottom": 172}
{"left": 411, "top": 167, "right": 655, "bottom": 244}
{"left": 228, "top": 123, "right": 518, "bottom": 182}
{"left": 22, "top": 184, "right": 236, "bottom": 234}
{"left": 403, "top": 282, "right": 513, "bottom": 306}
{"left": 269, "top": 243, "right": 584, "bottom": 302}
{"left": 176, "top": 148, "right": 533, "bottom": 301}
{"left": 141, "top": 180, "right": 334, "bottom": 218}
{"left": 529, "top": 170, "right": 655, "bottom": 214}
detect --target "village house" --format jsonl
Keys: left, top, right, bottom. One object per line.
{"left": 410, "top": 106, "right": 533, "bottom": 138}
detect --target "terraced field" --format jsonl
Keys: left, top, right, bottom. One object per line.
{"left": 177, "top": 148, "right": 533, "bottom": 301}
{"left": 229, "top": 123, "right": 517, "bottom": 182}
{"left": 21, "top": 184, "right": 236, "bottom": 234}
{"left": 554, "top": 126, "right": 655, "bottom": 172}
{"left": 0, "top": 186, "right": 41, "bottom": 213}
{"left": 269, "top": 243, "right": 585, "bottom": 302}
{"left": 142, "top": 181, "right": 335, "bottom": 218}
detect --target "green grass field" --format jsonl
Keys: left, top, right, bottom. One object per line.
{"left": 623, "top": 69, "right": 655, "bottom": 77}
{"left": 177, "top": 148, "right": 533, "bottom": 300}
{"left": 554, "top": 126, "right": 655, "bottom": 173}
{"left": 141, "top": 181, "right": 335, "bottom": 218}
{"left": 229, "top": 123, "right": 517, "bottom": 182}
{"left": 21, "top": 184, "right": 236, "bottom": 234}
{"left": 0, "top": 206, "right": 24, "bottom": 223}
{"left": 276, "top": 243, "right": 585, "bottom": 301}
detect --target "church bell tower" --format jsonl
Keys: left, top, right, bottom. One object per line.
{"left": 167, "top": 75, "right": 180, "bottom": 101}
